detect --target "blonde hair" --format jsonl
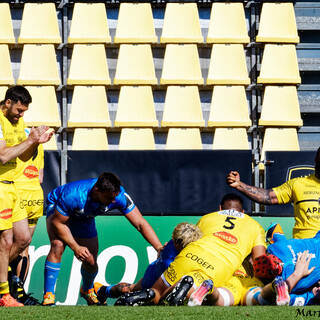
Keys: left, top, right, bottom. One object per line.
{"left": 172, "top": 222, "right": 202, "bottom": 251}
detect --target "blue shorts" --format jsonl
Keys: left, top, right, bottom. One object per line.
{"left": 46, "top": 204, "right": 97, "bottom": 239}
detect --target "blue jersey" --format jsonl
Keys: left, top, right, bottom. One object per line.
{"left": 290, "top": 291, "right": 318, "bottom": 306}
{"left": 47, "top": 178, "right": 135, "bottom": 218}
{"left": 267, "top": 232, "right": 320, "bottom": 293}
{"left": 141, "top": 239, "right": 178, "bottom": 289}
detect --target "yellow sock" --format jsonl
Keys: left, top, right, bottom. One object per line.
{"left": 0, "top": 281, "right": 9, "bottom": 295}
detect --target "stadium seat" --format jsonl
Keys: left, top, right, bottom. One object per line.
{"left": 160, "top": 44, "right": 203, "bottom": 85}
{"left": 23, "top": 86, "right": 61, "bottom": 127}
{"left": 259, "top": 86, "right": 303, "bottom": 127}
{"left": 114, "top": 44, "right": 157, "bottom": 85}
{"left": 0, "top": 45, "right": 14, "bottom": 85}
{"left": 207, "top": 44, "right": 250, "bottom": 85}
{"left": 114, "top": 3, "right": 157, "bottom": 43}
{"left": 68, "top": 86, "right": 111, "bottom": 128}
{"left": 166, "top": 128, "right": 202, "bottom": 150}
{"left": 212, "top": 128, "right": 250, "bottom": 150}
{"left": 72, "top": 128, "right": 108, "bottom": 150}
{"left": 0, "top": 3, "right": 15, "bottom": 44}
{"left": 119, "top": 128, "right": 155, "bottom": 150}
{"left": 161, "top": 86, "right": 204, "bottom": 127}
{"left": 17, "top": 44, "right": 60, "bottom": 85}
{"left": 257, "top": 44, "right": 301, "bottom": 84}
{"left": 42, "top": 128, "right": 57, "bottom": 151}
{"left": 68, "top": 3, "right": 111, "bottom": 44}
{"left": 160, "top": 3, "right": 203, "bottom": 43}
{"left": 260, "top": 128, "right": 300, "bottom": 167}
{"left": 207, "top": 3, "right": 249, "bottom": 44}
{"left": 18, "top": 3, "right": 61, "bottom": 44}
{"left": 208, "top": 86, "right": 251, "bottom": 127}
{"left": 256, "top": 3, "right": 299, "bottom": 43}
{"left": 0, "top": 86, "right": 8, "bottom": 100}
{"left": 67, "top": 44, "right": 111, "bottom": 85}
{"left": 114, "top": 86, "right": 158, "bottom": 127}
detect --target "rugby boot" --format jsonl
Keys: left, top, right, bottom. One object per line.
{"left": 93, "top": 282, "right": 107, "bottom": 305}
{"left": 114, "top": 288, "right": 155, "bottom": 306}
{"left": 272, "top": 276, "right": 290, "bottom": 306}
{"left": 11, "top": 277, "right": 40, "bottom": 305}
{"left": 80, "top": 287, "right": 100, "bottom": 305}
{"left": 266, "top": 223, "right": 284, "bottom": 244}
{"left": 42, "top": 292, "right": 56, "bottom": 306}
{"left": 188, "top": 279, "right": 214, "bottom": 307}
{"left": 164, "top": 275, "right": 194, "bottom": 306}
{"left": 0, "top": 294, "right": 24, "bottom": 307}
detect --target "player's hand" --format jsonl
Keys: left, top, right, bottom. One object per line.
{"left": 294, "top": 250, "right": 315, "bottom": 278}
{"left": 226, "top": 171, "right": 241, "bottom": 188}
{"left": 74, "top": 246, "right": 91, "bottom": 262}
{"left": 38, "top": 128, "right": 54, "bottom": 144}
{"left": 28, "top": 126, "right": 50, "bottom": 143}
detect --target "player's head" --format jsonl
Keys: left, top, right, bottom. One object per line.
{"left": 219, "top": 193, "right": 244, "bottom": 212}
{"left": 91, "top": 172, "right": 121, "bottom": 205}
{"left": 253, "top": 253, "right": 283, "bottom": 280}
{"left": 172, "top": 222, "right": 202, "bottom": 252}
{"left": 0, "top": 86, "right": 32, "bottom": 124}
{"left": 315, "top": 147, "right": 320, "bottom": 178}
{"left": 312, "top": 281, "right": 320, "bottom": 300}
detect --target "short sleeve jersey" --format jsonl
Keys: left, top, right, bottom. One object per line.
{"left": 273, "top": 174, "right": 320, "bottom": 238}
{"left": 47, "top": 178, "right": 135, "bottom": 218}
{"left": 0, "top": 112, "right": 26, "bottom": 181}
{"left": 196, "top": 210, "right": 266, "bottom": 268}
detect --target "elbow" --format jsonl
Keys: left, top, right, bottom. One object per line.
{"left": 0, "top": 156, "right": 9, "bottom": 165}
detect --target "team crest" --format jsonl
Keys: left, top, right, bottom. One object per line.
{"left": 286, "top": 165, "right": 314, "bottom": 181}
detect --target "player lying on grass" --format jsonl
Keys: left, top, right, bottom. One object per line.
{"left": 94, "top": 222, "right": 202, "bottom": 304}
{"left": 42, "top": 172, "right": 162, "bottom": 306}
{"left": 112, "top": 194, "right": 267, "bottom": 306}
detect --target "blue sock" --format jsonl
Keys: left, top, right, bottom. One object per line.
{"left": 81, "top": 266, "right": 98, "bottom": 291}
{"left": 44, "top": 260, "right": 61, "bottom": 294}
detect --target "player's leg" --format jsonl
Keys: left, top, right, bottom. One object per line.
{"left": 188, "top": 279, "right": 214, "bottom": 306}
{"left": 94, "top": 282, "right": 132, "bottom": 304}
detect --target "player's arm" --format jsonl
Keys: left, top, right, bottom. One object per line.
{"left": 285, "top": 250, "right": 315, "bottom": 293}
{"left": 251, "top": 245, "right": 267, "bottom": 261}
{"left": 226, "top": 171, "right": 278, "bottom": 205}
{"left": 39, "top": 168, "right": 44, "bottom": 184}
{"left": 125, "top": 206, "right": 163, "bottom": 253}
{"left": 50, "top": 210, "right": 92, "bottom": 262}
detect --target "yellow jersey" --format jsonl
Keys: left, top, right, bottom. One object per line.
{"left": 273, "top": 174, "right": 320, "bottom": 238}
{"left": 0, "top": 111, "right": 26, "bottom": 181}
{"left": 196, "top": 209, "right": 266, "bottom": 269}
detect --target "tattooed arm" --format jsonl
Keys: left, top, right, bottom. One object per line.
{"left": 226, "top": 171, "right": 279, "bottom": 205}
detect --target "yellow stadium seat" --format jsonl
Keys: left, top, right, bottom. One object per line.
{"left": 160, "top": 3, "right": 203, "bottom": 43}
{"left": 42, "top": 128, "right": 57, "bottom": 151}
{"left": 160, "top": 44, "right": 203, "bottom": 85}
{"left": 0, "top": 45, "right": 13, "bottom": 85}
{"left": 256, "top": 3, "right": 299, "bottom": 43}
{"left": 23, "top": 86, "right": 61, "bottom": 127}
{"left": 18, "top": 3, "right": 61, "bottom": 44}
{"left": 68, "top": 86, "right": 111, "bottom": 128}
{"left": 207, "top": 3, "right": 249, "bottom": 44}
{"left": 166, "top": 128, "right": 202, "bottom": 150}
{"left": 257, "top": 44, "right": 301, "bottom": 84}
{"left": 0, "top": 3, "right": 15, "bottom": 44}
{"left": 161, "top": 86, "right": 204, "bottom": 127}
{"left": 0, "top": 86, "right": 8, "bottom": 100}
{"left": 259, "top": 86, "right": 302, "bottom": 127}
{"left": 17, "top": 44, "right": 60, "bottom": 85}
{"left": 67, "top": 44, "right": 111, "bottom": 85}
{"left": 119, "top": 128, "right": 155, "bottom": 150}
{"left": 207, "top": 44, "right": 250, "bottom": 85}
{"left": 72, "top": 128, "right": 108, "bottom": 150}
{"left": 208, "top": 86, "right": 251, "bottom": 127}
{"left": 114, "top": 3, "right": 157, "bottom": 43}
{"left": 212, "top": 128, "right": 249, "bottom": 150}
{"left": 68, "top": 3, "right": 111, "bottom": 44}
{"left": 114, "top": 86, "right": 158, "bottom": 127}
{"left": 114, "top": 44, "right": 157, "bottom": 85}
{"left": 260, "top": 128, "right": 300, "bottom": 167}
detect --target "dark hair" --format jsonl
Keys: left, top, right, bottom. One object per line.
{"left": 95, "top": 172, "right": 121, "bottom": 194}
{"left": 1, "top": 86, "right": 32, "bottom": 106}
{"left": 220, "top": 193, "right": 244, "bottom": 211}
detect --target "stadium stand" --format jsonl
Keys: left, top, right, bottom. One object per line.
{"left": 166, "top": 128, "right": 202, "bottom": 150}
{"left": 0, "top": 3, "right": 15, "bottom": 44}
{"left": 212, "top": 128, "right": 250, "bottom": 150}
{"left": 72, "top": 128, "right": 108, "bottom": 150}
{"left": 0, "top": 45, "right": 14, "bottom": 85}
{"left": 119, "top": 128, "right": 156, "bottom": 150}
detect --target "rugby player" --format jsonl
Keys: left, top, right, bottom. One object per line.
{"left": 226, "top": 147, "right": 320, "bottom": 239}
{"left": 42, "top": 172, "right": 162, "bottom": 306}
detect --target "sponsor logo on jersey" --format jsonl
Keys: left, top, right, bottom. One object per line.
{"left": 218, "top": 209, "right": 244, "bottom": 218}
{"left": 233, "top": 269, "right": 247, "bottom": 278}
{"left": 213, "top": 231, "right": 238, "bottom": 244}
{"left": 185, "top": 253, "right": 214, "bottom": 270}
{"left": 0, "top": 208, "right": 12, "bottom": 219}
{"left": 20, "top": 199, "right": 44, "bottom": 209}
{"left": 23, "top": 165, "right": 39, "bottom": 179}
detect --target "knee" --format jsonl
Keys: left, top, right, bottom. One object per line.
{"left": 0, "top": 232, "right": 13, "bottom": 251}
{"left": 14, "top": 233, "right": 31, "bottom": 251}
{"left": 50, "top": 239, "right": 65, "bottom": 257}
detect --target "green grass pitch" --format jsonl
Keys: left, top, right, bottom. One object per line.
{"left": 0, "top": 306, "right": 318, "bottom": 320}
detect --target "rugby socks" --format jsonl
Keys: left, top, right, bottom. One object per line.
{"left": 44, "top": 260, "right": 61, "bottom": 294}
{"left": 0, "top": 281, "right": 10, "bottom": 296}
{"left": 80, "top": 267, "right": 98, "bottom": 292}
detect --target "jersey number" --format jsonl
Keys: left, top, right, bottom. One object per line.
{"left": 223, "top": 216, "right": 236, "bottom": 230}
